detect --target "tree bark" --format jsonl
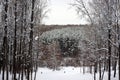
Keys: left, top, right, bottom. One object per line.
{"left": 13, "top": 0, "right": 17, "bottom": 80}
{"left": 108, "top": 28, "right": 111, "bottom": 80}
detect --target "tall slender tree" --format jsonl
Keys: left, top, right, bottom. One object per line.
{"left": 1, "top": 0, "right": 9, "bottom": 80}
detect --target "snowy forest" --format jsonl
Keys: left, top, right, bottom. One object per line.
{"left": 0, "top": 0, "right": 120, "bottom": 80}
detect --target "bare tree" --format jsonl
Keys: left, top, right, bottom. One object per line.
{"left": 72, "top": 0, "right": 120, "bottom": 80}
{"left": 34, "top": 0, "right": 49, "bottom": 25}
{"left": 0, "top": 0, "right": 50, "bottom": 80}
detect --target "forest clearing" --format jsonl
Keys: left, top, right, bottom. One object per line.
{"left": 0, "top": 0, "right": 120, "bottom": 80}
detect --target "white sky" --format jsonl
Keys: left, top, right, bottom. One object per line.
{"left": 45, "top": 0, "right": 87, "bottom": 25}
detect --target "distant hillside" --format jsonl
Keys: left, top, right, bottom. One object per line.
{"left": 34, "top": 25, "right": 94, "bottom": 67}
{"left": 34, "top": 24, "right": 90, "bottom": 33}
{"left": 40, "top": 27, "right": 89, "bottom": 44}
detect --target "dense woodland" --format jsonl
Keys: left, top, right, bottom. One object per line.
{"left": 0, "top": 0, "right": 120, "bottom": 80}
{"left": 0, "top": 0, "right": 48, "bottom": 80}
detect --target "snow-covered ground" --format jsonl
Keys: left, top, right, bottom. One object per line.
{"left": 35, "top": 67, "right": 118, "bottom": 80}
{"left": 0, "top": 67, "right": 118, "bottom": 80}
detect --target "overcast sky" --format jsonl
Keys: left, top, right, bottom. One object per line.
{"left": 45, "top": 0, "right": 87, "bottom": 25}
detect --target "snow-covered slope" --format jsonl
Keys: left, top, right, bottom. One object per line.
{"left": 40, "top": 27, "right": 88, "bottom": 44}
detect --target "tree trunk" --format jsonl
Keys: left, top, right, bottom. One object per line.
{"left": 27, "top": 0, "right": 35, "bottom": 80}
{"left": 118, "top": 23, "right": 120, "bottom": 80}
{"left": 2, "top": 0, "right": 9, "bottom": 80}
{"left": 94, "top": 62, "right": 97, "bottom": 80}
{"left": 108, "top": 28, "right": 111, "bottom": 80}
{"left": 13, "top": 0, "right": 17, "bottom": 80}
{"left": 99, "top": 61, "right": 101, "bottom": 80}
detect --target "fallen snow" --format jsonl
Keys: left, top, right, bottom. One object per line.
{"left": 36, "top": 67, "right": 93, "bottom": 80}
{"left": 0, "top": 67, "right": 118, "bottom": 80}
{"left": 35, "top": 67, "right": 118, "bottom": 80}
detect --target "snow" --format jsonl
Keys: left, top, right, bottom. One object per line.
{"left": 35, "top": 36, "right": 39, "bottom": 40}
{"left": 35, "top": 67, "right": 93, "bottom": 80}
{"left": 40, "top": 27, "right": 88, "bottom": 44}
{"left": 0, "top": 67, "right": 118, "bottom": 80}
{"left": 35, "top": 67, "right": 118, "bottom": 80}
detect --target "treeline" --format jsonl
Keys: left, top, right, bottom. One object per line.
{"left": 0, "top": 0, "right": 48, "bottom": 80}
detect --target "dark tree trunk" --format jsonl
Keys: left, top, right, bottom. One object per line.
{"left": 27, "top": 0, "right": 35, "bottom": 80}
{"left": 99, "top": 61, "right": 101, "bottom": 80}
{"left": 13, "top": 1, "right": 17, "bottom": 80}
{"left": 94, "top": 62, "right": 97, "bottom": 80}
{"left": 108, "top": 28, "right": 111, "bottom": 80}
{"left": 113, "top": 60, "right": 117, "bottom": 77}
